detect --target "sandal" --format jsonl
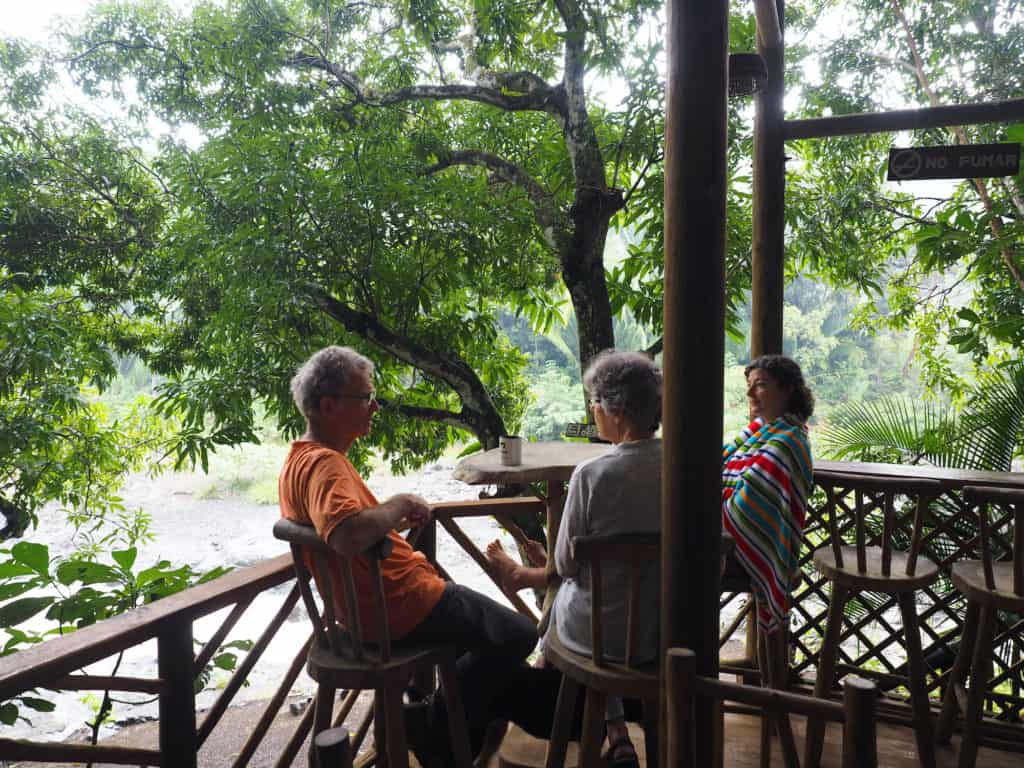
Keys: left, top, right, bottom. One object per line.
{"left": 603, "top": 735, "right": 640, "bottom": 768}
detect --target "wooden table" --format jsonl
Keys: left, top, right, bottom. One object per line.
{"left": 453, "top": 441, "right": 612, "bottom": 632}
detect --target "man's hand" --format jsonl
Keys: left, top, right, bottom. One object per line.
{"left": 394, "top": 493, "right": 432, "bottom": 527}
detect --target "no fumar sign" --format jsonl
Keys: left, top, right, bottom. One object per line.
{"left": 887, "top": 143, "right": 1020, "bottom": 181}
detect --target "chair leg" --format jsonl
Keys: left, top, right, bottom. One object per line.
{"left": 374, "top": 692, "right": 388, "bottom": 768}
{"left": 311, "top": 684, "right": 337, "bottom": 768}
{"left": 897, "top": 592, "right": 937, "bottom": 768}
{"left": 804, "top": 582, "right": 848, "bottom": 768}
{"left": 936, "top": 600, "right": 980, "bottom": 745}
{"left": 437, "top": 652, "right": 474, "bottom": 768}
{"left": 642, "top": 697, "right": 660, "bottom": 768}
{"left": 959, "top": 606, "right": 996, "bottom": 768}
{"left": 765, "top": 628, "right": 800, "bottom": 768}
{"left": 544, "top": 675, "right": 580, "bottom": 768}
{"left": 579, "top": 687, "right": 607, "bottom": 768}
{"left": 382, "top": 683, "right": 410, "bottom": 768}
{"left": 757, "top": 633, "right": 772, "bottom": 768}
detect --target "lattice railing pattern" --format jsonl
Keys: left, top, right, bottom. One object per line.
{"left": 788, "top": 469, "right": 1024, "bottom": 724}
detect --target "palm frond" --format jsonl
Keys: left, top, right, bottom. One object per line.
{"left": 819, "top": 397, "right": 959, "bottom": 465}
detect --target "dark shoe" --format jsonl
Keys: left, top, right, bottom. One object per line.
{"left": 403, "top": 699, "right": 453, "bottom": 768}
{"left": 604, "top": 735, "right": 640, "bottom": 768}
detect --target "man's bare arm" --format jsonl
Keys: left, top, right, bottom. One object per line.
{"left": 327, "top": 493, "right": 431, "bottom": 557}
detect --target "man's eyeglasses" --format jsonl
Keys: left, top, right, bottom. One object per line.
{"left": 588, "top": 397, "right": 602, "bottom": 409}
{"left": 337, "top": 392, "right": 377, "bottom": 406}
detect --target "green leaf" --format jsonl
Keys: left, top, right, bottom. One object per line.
{"left": 111, "top": 547, "right": 137, "bottom": 572}
{"left": 0, "top": 562, "right": 37, "bottom": 579}
{"left": 11, "top": 542, "right": 49, "bottom": 577}
{"left": 0, "top": 581, "right": 40, "bottom": 601}
{"left": 18, "top": 696, "right": 55, "bottom": 712}
{"left": 0, "top": 597, "right": 55, "bottom": 627}
{"left": 55, "top": 560, "right": 123, "bottom": 586}
{"left": 212, "top": 652, "right": 237, "bottom": 670}
{"left": 0, "top": 703, "right": 17, "bottom": 725}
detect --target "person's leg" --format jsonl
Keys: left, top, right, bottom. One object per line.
{"left": 402, "top": 583, "right": 537, "bottom": 754}
{"left": 485, "top": 540, "right": 546, "bottom": 592}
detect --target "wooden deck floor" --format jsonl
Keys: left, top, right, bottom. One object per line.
{"left": 495, "top": 714, "right": 1023, "bottom": 768}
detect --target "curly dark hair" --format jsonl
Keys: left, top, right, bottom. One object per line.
{"left": 744, "top": 354, "right": 814, "bottom": 422}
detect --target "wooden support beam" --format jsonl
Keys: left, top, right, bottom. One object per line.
{"left": 753, "top": 0, "right": 782, "bottom": 47}
{"left": 663, "top": 1, "right": 728, "bottom": 766}
{"left": 751, "top": 0, "right": 786, "bottom": 358}
{"left": 784, "top": 97, "right": 1024, "bottom": 141}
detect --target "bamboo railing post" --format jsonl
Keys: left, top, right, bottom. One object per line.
{"left": 315, "top": 727, "right": 354, "bottom": 768}
{"left": 158, "top": 620, "right": 198, "bottom": 768}
{"left": 841, "top": 676, "right": 877, "bottom": 768}
{"left": 666, "top": 648, "right": 696, "bottom": 768}
{"left": 412, "top": 518, "right": 438, "bottom": 696}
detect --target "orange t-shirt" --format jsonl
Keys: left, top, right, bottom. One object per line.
{"left": 278, "top": 441, "right": 446, "bottom": 640}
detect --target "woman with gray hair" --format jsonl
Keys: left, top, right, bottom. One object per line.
{"left": 487, "top": 349, "right": 661, "bottom": 766}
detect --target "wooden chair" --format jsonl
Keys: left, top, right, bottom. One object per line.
{"left": 935, "top": 485, "right": 1024, "bottom": 768}
{"left": 804, "top": 473, "right": 943, "bottom": 768}
{"left": 272, "top": 519, "right": 473, "bottom": 768}
{"left": 666, "top": 647, "right": 879, "bottom": 768}
{"left": 542, "top": 532, "right": 662, "bottom": 768}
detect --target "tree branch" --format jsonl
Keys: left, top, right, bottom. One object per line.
{"left": 422, "top": 150, "right": 569, "bottom": 252}
{"left": 381, "top": 400, "right": 473, "bottom": 431}
{"left": 303, "top": 285, "right": 506, "bottom": 442}
{"left": 288, "top": 54, "right": 562, "bottom": 114}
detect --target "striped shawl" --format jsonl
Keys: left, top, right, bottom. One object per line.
{"left": 722, "top": 414, "right": 813, "bottom": 634}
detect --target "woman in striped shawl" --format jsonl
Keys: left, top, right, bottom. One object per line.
{"left": 723, "top": 355, "right": 814, "bottom": 635}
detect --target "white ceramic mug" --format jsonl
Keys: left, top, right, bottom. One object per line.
{"left": 499, "top": 435, "right": 523, "bottom": 466}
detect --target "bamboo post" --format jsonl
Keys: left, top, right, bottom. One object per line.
{"left": 666, "top": 648, "right": 697, "bottom": 768}
{"left": 315, "top": 727, "right": 354, "bottom": 768}
{"left": 841, "top": 677, "right": 877, "bottom": 768}
{"left": 751, "top": 0, "right": 786, "bottom": 359}
{"left": 158, "top": 621, "right": 198, "bottom": 768}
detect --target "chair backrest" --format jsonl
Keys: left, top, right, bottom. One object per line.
{"left": 962, "top": 485, "right": 1024, "bottom": 597}
{"left": 816, "top": 472, "right": 943, "bottom": 577}
{"left": 665, "top": 647, "right": 878, "bottom": 768}
{"left": 571, "top": 533, "right": 660, "bottom": 669}
{"left": 273, "top": 518, "right": 394, "bottom": 662}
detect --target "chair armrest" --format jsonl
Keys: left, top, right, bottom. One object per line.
{"left": 274, "top": 518, "right": 393, "bottom": 559}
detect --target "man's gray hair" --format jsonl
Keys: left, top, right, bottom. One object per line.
{"left": 291, "top": 346, "right": 374, "bottom": 419}
{"left": 583, "top": 349, "right": 663, "bottom": 432}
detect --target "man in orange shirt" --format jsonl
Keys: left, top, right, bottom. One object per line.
{"left": 279, "top": 346, "right": 536, "bottom": 763}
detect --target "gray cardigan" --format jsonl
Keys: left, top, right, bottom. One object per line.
{"left": 544, "top": 438, "right": 662, "bottom": 663}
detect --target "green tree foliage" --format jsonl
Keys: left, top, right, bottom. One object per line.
{"left": 793, "top": 0, "right": 1024, "bottom": 393}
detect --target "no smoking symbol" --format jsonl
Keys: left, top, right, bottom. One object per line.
{"left": 890, "top": 149, "right": 922, "bottom": 180}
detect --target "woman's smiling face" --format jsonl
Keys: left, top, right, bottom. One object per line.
{"left": 746, "top": 368, "right": 791, "bottom": 422}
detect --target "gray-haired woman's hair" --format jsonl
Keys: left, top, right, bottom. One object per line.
{"left": 744, "top": 354, "right": 815, "bottom": 422}
{"left": 291, "top": 346, "right": 374, "bottom": 419}
{"left": 583, "top": 349, "right": 663, "bottom": 432}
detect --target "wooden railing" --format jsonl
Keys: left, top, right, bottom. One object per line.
{"left": 0, "top": 497, "right": 544, "bottom": 767}
{"left": 721, "top": 460, "right": 1024, "bottom": 750}
{"left": 1, "top": 462, "right": 1022, "bottom": 764}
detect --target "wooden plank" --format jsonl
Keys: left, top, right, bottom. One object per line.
{"left": 815, "top": 461, "right": 1024, "bottom": 489}
{"left": 784, "top": 97, "right": 1024, "bottom": 141}
{"left": 49, "top": 673, "right": 165, "bottom": 694}
{"left": 431, "top": 497, "right": 546, "bottom": 518}
{"left": 0, "top": 554, "right": 293, "bottom": 702}
{"left": 0, "top": 738, "right": 161, "bottom": 764}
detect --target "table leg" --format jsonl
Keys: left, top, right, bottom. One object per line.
{"left": 538, "top": 480, "right": 566, "bottom": 636}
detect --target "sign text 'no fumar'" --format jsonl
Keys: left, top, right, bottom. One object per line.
{"left": 887, "top": 143, "right": 1020, "bottom": 181}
